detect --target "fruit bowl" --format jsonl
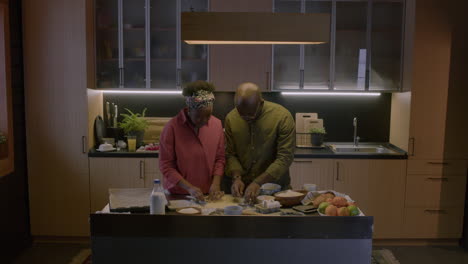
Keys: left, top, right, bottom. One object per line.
{"left": 273, "top": 190, "right": 308, "bottom": 207}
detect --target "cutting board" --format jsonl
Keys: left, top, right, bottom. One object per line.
{"left": 295, "top": 113, "right": 324, "bottom": 147}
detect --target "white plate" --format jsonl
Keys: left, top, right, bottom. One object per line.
{"left": 97, "top": 147, "right": 116, "bottom": 152}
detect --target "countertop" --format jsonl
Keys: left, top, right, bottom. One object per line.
{"left": 89, "top": 143, "right": 407, "bottom": 159}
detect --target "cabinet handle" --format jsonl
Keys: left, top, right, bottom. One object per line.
{"left": 139, "top": 160, "right": 145, "bottom": 180}
{"left": 176, "top": 68, "right": 181, "bottom": 87}
{"left": 336, "top": 162, "right": 340, "bottom": 181}
{"left": 266, "top": 71, "right": 271, "bottom": 91}
{"left": 426, "top": 177, "right": 449, "bottom": 182}
{"left": 427, "top": 162, "right": 449, "bottom": 165}
{"left": 424, "top": 209, "right": 447, "bottom": 214}
{"left": 82, "top": 136, "right": 87, "bottom": 154}
{"left": 299, "top": 69, "right": 304, "bottom": 88}
{"left": 409, "top": 137, "right": 415, "bottom": 156}
{"left": 119, "top": 68, "right": 125, "bottom": 87}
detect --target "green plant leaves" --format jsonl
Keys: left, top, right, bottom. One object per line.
{"left": 119, "top": 108, "right": 149, "bottom": 134}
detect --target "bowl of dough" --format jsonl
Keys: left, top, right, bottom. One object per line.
{"left": 273, "top": 190, "right": 308, "bottom": 207}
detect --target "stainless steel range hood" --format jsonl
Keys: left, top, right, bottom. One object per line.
{"left": 182, "top": 12, "right": 330, "bottom": 45}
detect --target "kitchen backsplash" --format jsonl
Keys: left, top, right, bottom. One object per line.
{"left": 103, "top": 92, "right": 391, "bottom": 142}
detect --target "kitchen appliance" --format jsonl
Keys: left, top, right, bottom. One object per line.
{"left": 295, "top": 113, "right": 324, "bottom": 148}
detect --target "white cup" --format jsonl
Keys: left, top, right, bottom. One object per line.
{"left": 303, "top": 184, "right": 317, "bottom": 192}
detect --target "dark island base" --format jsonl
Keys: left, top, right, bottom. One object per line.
{"left": 90, "top": 214, "right": 374, "bottom": 264}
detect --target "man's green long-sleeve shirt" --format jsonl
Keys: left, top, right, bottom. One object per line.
{"left": 224, "top": 101, "right": 295, "bottom": 187}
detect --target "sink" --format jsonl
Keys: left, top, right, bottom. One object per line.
{"left": 328, "top": 144, "right": 398, "bottom": 154}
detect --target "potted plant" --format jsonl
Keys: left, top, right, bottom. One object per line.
{"left": 309, "top": 127, "right": 326, "bottom": 147}
{"left": 0, "top": 132, "right": 7, "bottom": 159}
{"left": 119, "top": 108, "right": 149, "bottom": 148}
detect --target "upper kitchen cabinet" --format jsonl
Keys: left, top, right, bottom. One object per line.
{"left": 92, "top": 0, "right": 208, "bottom": 89}
{"left": 273, "top": 0, "right": 331, "bottom": 90}
{"left": 95, "top": 0, "right": 120, "bottom": 88}
{"left": 209, "top": 0, "right": 273, "bottom": 91}
{"left": 272, "top": 0, "right": 407, "bottom": 92}
{"left": 369, "top": 0, "right": 404, "bottom": 91}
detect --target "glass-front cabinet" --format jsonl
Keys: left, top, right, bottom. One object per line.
{"left": 272, "top": 0, "right": 406, "bottom": 92}
{"left": 94, "top": 0, "right": 208, "bottom": 89}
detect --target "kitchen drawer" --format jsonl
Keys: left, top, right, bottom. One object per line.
{"left": 405, "top": 175, "right": 467, "bottom": 208}
{"left": 144, "top": 158, "right": 159, "bottom": 173}
{"left": 407, "top": 160, "right": 467, "bottom": 176}
{"left": 403, "top": 208, "right": 464, "bottom": 238}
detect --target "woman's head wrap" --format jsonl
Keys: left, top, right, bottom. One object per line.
{"left": 185, "top": 89, "right": 215, "bottom": 110}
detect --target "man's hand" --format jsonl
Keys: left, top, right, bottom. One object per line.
{"left": 188, "top": 186, "right": 205, "bottom": 201}
{"left": 231, "top": 178, "right": 245, "bottom": 197}
{"left": 244, "top": 182, "right": 261, "bottom": 204}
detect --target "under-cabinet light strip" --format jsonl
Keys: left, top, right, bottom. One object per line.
{"left": 281, "top": 92, "right": 381, "bottom": 96}
{"left": 99, "top": 90, "right": 182, "bottom": 94}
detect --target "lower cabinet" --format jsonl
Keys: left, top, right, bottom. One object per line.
{"left": 333, "top": 159, "right": 407, "bottom": 239}
{"left": 89, "top": 158, "right": 162, "bottom": 212}
{"left": 290, "top": 159, "right": 334, "bottom": 190}
{"left": 403, "top": 159, "right": 467, "bottom": 238}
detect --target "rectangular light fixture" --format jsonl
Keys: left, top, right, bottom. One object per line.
{"left": 182, "top": 12, "right": 330, "bottom": 45}
{"left": 281, "top": 92, "right": 381, "bottom": 96}
{"left": 100, "top": 90, "right": 182, "bottom": 94}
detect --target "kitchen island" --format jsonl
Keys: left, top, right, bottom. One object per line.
{"left": 90, "top": 205, "right": 373, "bottom": 264}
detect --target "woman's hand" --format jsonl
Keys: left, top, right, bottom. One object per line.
{"left": 188, "top": 186, "right": 205, "bottom": 201}
{"left": 209, "top": 184, "right": 223, "bottom": 201}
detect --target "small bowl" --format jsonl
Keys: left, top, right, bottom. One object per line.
{"left": 260, "top": 183, "right": 282, "bottom": 195}
{"left": 224, "top": 205, "right": 243, "bottom": 215}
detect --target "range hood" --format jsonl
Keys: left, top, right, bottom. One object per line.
{"left": 182, "top": 12, "right": 330, "bottom": 45}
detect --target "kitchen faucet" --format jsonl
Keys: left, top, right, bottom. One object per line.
{"left": 353, "top": 117, "right": 360, "bottom": 147}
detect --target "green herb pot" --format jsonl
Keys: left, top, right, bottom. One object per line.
{"left": 311, "top": 133, "right": 324, "bottom": 147}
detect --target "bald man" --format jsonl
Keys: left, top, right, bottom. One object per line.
{"left": 224, "top": 82, "right": 295, "bottom": 203}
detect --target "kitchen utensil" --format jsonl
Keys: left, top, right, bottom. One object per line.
{"left": 224, "top": 205, "right": 243, "bottom": 215}
{"left": 114, "top": 104, "right": 118, "bottom": 128}
{"left": 94, "top": 115, "right": 106, "bottom": 147}
{"left": 106, "top": 102, "right": 111, "bottom": 127}
{"left": 274, "top": 190, "right": 308, "bottom": 207}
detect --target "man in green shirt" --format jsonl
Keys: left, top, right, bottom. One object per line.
{"left": 225, "top": 82, "right": 295, "bottom": 203}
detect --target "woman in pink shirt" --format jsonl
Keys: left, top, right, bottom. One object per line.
{"left": 159, "top": 81, "right": 225, "bottom": 201}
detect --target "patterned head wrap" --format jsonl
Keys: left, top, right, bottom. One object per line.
{"left": 185, "top": 90, "right": 215, "bottom": 110}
